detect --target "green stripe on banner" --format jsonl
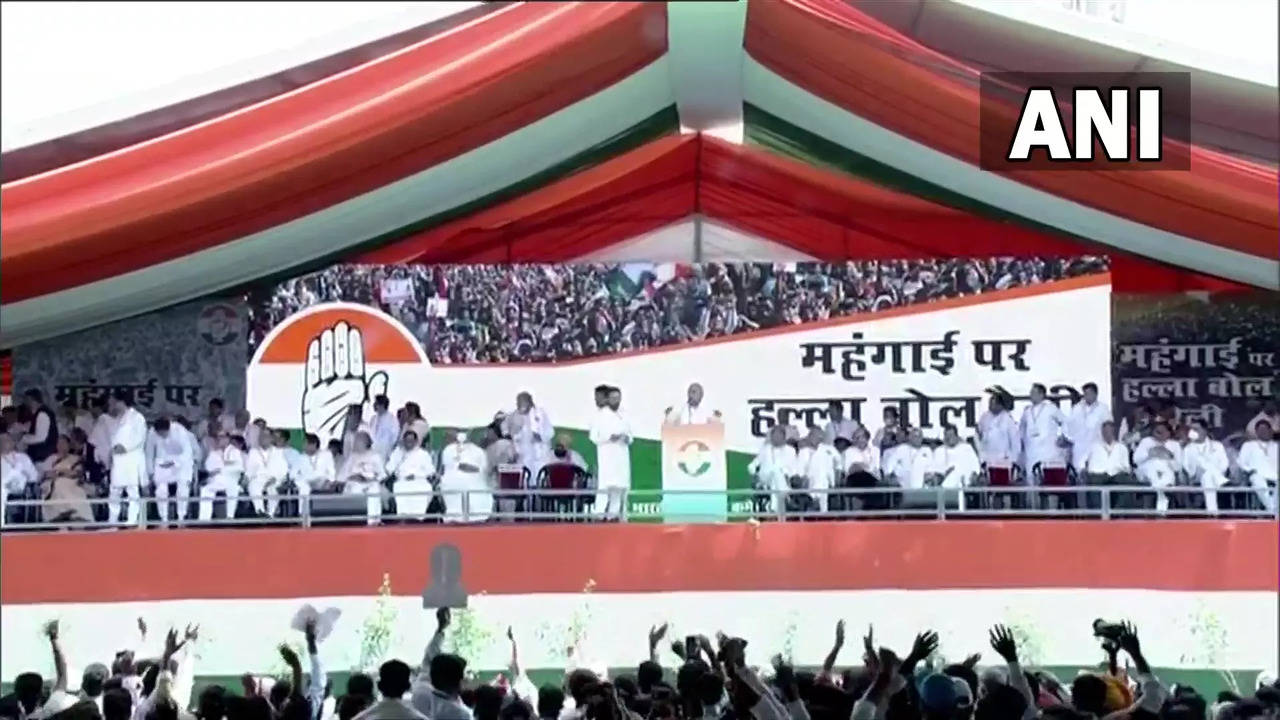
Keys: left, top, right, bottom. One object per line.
{"left": 236, "top": 106, "right": 680, "bottom": 295}
{"left": 742, "top": 104, "right": 1096, "bottom": 244}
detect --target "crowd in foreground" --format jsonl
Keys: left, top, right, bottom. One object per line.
{"left": 245, "top": 258, "right": 1109, "bottom": 364}
{"left": 1, "top": 377, "right": 1277, "bottom": 528}
{"left": 3, "top": 610, "right": 1278, "bottom": 720}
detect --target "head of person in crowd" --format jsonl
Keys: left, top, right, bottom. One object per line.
{"left": 69, "top": 428, "right": 89, "bottom": 455}
{"left": 231, "top": 409, "right": 249, "bottom": 430}
{"left": 500, "top": 698, "right": 532, "bottom": 720}
{"left": 852, "top": 427, "right": 870, "bottom": 450}
{"left": 768, "top": 424, "right": 787, "bottom": 448}
{"left": 196, "top": 685, "right": 227, "bottom": 720}
{"left": 805, "top": 426, "right": 824, "bottom": 448}
{"left": 1152, "top": 421, "right": 1172, "bottom": 443}
{"left": 374, "top": 395, "right": 390, "bottom": 416}
{"left": 271, "top": 429, "right": 289, "bottom": 448}
{"left": 89, "top": 397, "right": 109, "bottom": 419}
{"left": 1081, "top": 382, "right": 1098, "bottom": 406}
{"left": 257, "top": 427, "right": 274, "bottom": 450}
{"left": 1188, "top": 420, "right": 1210, "bottom": 443}
{"left": 1157, "top": 400, "right": 1179, "bottom": 426}
{"left": 22, "top": 389, "right": 45, "bottom": 415}
{"left": 404, "top": 402, "right": 424, "bottom": 422}
{"left": 594, "top": 385, "right": 611, "bottom": 409}
{"left": 354, "top": 432, "right": 373, "bottom": 453}
{"left": 429, "top": 651, "right": 466, "bottom": 698}
{"left": 883, "top": 406, "right": 900, "bottom": 428}
{"left": 973, "top": 683, "right": 1027, "bottom": 720}
{"left": 346, "top": 673, "right": 374, "bottom": 699}
{"left": 536, "top": 685, "right": 564, "bottom": 720}
{"left": 3, "top": 672, "right": 44, "bottom": 717}
{"left": 686, "top": 384, "right": 704, "bottom": 409}
{"left": 336, "top": 695, "right": 371, "bottom": 720}
{"left": 154, "top": 417, "right": 172, "bottom": 439}
{"left": 1100, "top": 420, "right": 1118, "bottom": 444}
{"left": 907, "top": 427, "right": 925, "bottom": 449}
{"left": 1029, "top": 383, "right": 1048, "bottom": 405}
{"left": 81, "top": 662, "right": 109, "bottom": 701}
{"left": 208, "top": 398, "right": 225, "bottom": 419}
{"left": 400, "top": 431, "right": 419, "bottom": 452}
{"left": 473, "top": 685, "right": 504, "bottom": 720}
{"left": 375, "top": 659, "right": 412, "bottom": 700}
{"left": 607, "top": 387, "right": 622, "bottom": 412}
{"left": 102, "top": 688, "right": 133, "bottom": 720}
{"left": 943, "top": 425, "right": 961, "bottom": 448}
{"left": 109, "top": 390, "right": 133, "bottom": 418}
{"left": 327, "top": 439, "right": 344, "bottom": 459}
{"left": 1256, "top": 420, "right": 1274, "bottom": 442}
{"left": 516, "top": 392, "right": 535, "bottom": 414}
{"left": 1069, "top": 673, "right": 1108, "bottom": 716}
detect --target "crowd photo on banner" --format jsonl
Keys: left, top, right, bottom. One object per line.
{"left": 1, "top": 258, "right": 1275, "bottom": 528}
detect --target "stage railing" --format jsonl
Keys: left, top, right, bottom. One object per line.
{"left": 1, "top": 484, "right": 1275, "bottom": 532}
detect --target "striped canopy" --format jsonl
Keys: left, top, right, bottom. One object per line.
{"left": 2, "top": 0, "right": 1275, "bottom": 349}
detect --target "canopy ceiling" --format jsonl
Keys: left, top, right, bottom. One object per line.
{"left": 1, "top": 0, "right": 1275, "bottom": 349}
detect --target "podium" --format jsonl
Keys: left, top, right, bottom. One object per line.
{"left": 661, "top": 421, "right": 728, "bottom": 522}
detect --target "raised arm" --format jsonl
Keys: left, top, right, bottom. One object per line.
{"left": 1117, "top": 622, "right": 1168, "bottom": 714}
{"left": 45, "top": 621, "right": 67, "bottom": 692}
{"left": 647, "top": 622, "right": 668, "bottom": 665}
{"left": 305, "top": 619, "right": 327, "bottom": 716}
{"left": 279, "top": 644, "right": 304, "bottom": 701}
{"left": 989, "top": 625, "right": 1036, "bottom": 720}
{"left": 507, "top": 626, "right": 537, "bottom": 702}
{"left": 899, "top": 629, "right": 938, "bottom": 679}
{"left": 819, "top": 620, "right": 845, "bottom": 683}
{"left": 422, "top": 607, "right": 450, "bottom": 669}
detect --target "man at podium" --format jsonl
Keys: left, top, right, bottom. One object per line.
{"left": 664, "top": 383, "right": 722, "bottom": 425}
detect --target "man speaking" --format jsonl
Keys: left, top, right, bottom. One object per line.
{"left": 663, "top": 383, "right": 721, "bottom": 425}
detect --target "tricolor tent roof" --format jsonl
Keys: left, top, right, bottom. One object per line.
{"left": 2, "top": 0, "right": 1276, "bottom": 349}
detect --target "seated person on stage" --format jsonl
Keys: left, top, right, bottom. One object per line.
{"left": 198, "top": 432, "right": 245, "bottom": 521}
{"left": 1236, "top": 420, "right": 1278, "bottom": 513}
{"left": 342, "top": 431, "right": 387, "bottom": 526}
{"left": 1081, "top": 420, "right": 1133, "bottom": 509}
{"left": 748, "top": 425, "right": 796, "bottom": 514}
{"left": 439, "top": 430, "right": 491, "bottom": 523}
{"left": 291, "top": 432, "right": 338, "bottom": 497}
{"left": 386, "top": 430, "right": 436, "bottom": 518}
{"left": 822, "top": 401, "right": 861, "bottom": 446}
{"left": 1, "top": 432, "right": 39, "bottom": 524}
{"left": 245, "top": 429, "right": 289, "bottom": 518}
{"left": 1182, "top": 420, "right": 1230, "bottom": 514}
{"left": 1133, "top": 421, "right": 1182, "bottom": 512}
{"left": 802, "top": 426, "right": 842, "bottom": 513}
{"left": 836, "top": 428, "right": 880, "bottom": 511}
{"left": 928, "top": 425, "right": 981, "bottom": 510}
{"left": 884, "top": 427, "right": 933, "bottom": 491}
{"left": 538, "top": 433, "right": 591, "bottom": 514}
{"left": 38, "top": 434, "right": 93, "bottom": 523}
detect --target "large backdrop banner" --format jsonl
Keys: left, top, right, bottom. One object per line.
{"left": 246, "top": 259, "right": 1112, "bottom": 509}
{"left": 1112, "top": 292, "right": 1279, "bottom": 440}
{"left": 14, "top": 300, "right": 248, "bottom": 418}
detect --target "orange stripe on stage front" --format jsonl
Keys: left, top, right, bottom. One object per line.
{"left": 1, "top": 520, "right": 1274, "bottom": 604}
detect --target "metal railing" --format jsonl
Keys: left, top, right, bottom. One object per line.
{"left": 1, "top": 484, "right": 1274, "bottom": 532}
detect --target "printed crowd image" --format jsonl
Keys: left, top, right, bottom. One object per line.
{"left": 3, "top": 3, "right": 1278, "bottom": 720}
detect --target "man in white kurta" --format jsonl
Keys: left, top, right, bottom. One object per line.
{"left": 245, "top": 431, "right": 290, "bottom": 518}
{"left": 588, "top": 387, "right": 632, "bottom": 519}
{"left": 438, "top": 431, "right": 490, "bottom": 522}
{"left": 842, "top": 430, "right": 880, "bottom": 480}
{"left": 1133, "top": 422, "right": 1182, "bottom": 512}
{"left": 108, "top": 394, "right": 149, "bottom": 525}
{"left": 1, "top": 433, "right": 39, "bottom": 525}
{"left": 229, "top": 410, "right": 259, "bottom": 454}
{"left": 1082, "top": 421, "right": 1132, "bottom": 509}
{"left": 1065, "top": 383, "right": 1111, "bottom": 472}
{"left": 664, "top": 383, "right": 721, "bottom": 426}
{"left": 149, "top": 418, "right": 194, "bottom": 522}
{"left": 885, "top": 428, "right": 934, "bottom": 490}
{"left": 1182, "top": 421, "right": 1231, "bottom": 513}
{"left": 803, "top": 428, "right": 842, "bottom": 512}
{"left": 505, "top": 392, "right": 554, "bottom": 478}
{"left": 1019, "top": 384, "right": 1068, "bottom": 483}
{"left": 89, "top": 400, "right": 118, "bottom": 472}
{"left": 291, "top": 433, "right": 337, "bottom": 496}
{"left": 748, "top": 425, "right": 797, "bottom": 513}
{"left": 369, "top": 395, "right": 402, "bottom": 460}
{"left": 199, "top": 432, "right": 244, "bottom": 521}
{"left": 933, "top": 427, "right": 981, "bottom": 510}
{"left": 341, "top": 431, "right": 386, "bottom": 526}
{"left": 387, "top": 430, "right": 437, "bottom": 518}
{"left": 822, "top": 401, "right": 861, "bottom": 445}
{"left": 1237, "top": 420, "right": 1278, "bottom": 513}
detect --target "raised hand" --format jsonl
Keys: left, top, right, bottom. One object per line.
{"left": 1117, "top": 621, "right": 1141, "bottom": 656}
{"left": 862, "top": 625, "right": 876, "bottom": 667}
{"left": 184, "top": 624, "right": 200, "bottom": 643}
{"left": 43, "top": 620, "right": 59, "bottom": 641}
{"left": 301, "top": 321, "right": 390, "bottom": 444}
{"left": 279, "top": 644, "right": 301, "bottom": 669}
{"left": 910, "top": 630, "right": 939, "bottom": 660}
{"left": 436, "top": 607, "right": 451, "bottom": 631}
{"left": 989, "top": 624, "right": 1018, "bottom": 664}
{"left": 834, "top": 619, "right": 846, "bottom": 648}
{"left": 507, "top": 625, "right": 515, "bottom": 642}
{"left": 648, "top": 622, "right": 669, "bottom": 647}
{"left": 963, "top": 653, "right": 982, "bottom": 668}
{"left": 137, "top": 617, "right": 148, "bottom": 638}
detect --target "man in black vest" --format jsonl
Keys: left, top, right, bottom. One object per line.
{"left": 21, "top": 388, "right": 59, "bottom": 465}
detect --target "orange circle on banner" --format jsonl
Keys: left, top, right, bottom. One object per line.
{"left": 256, "top": 306, "right": 423, "bottom": 364}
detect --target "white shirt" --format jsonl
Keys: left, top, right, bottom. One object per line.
{"left": 230, "top": 423, "right": 260, "bottom": 451}
{"left": 246, "top": 446, "right": 290, "bottom": 480}
{"left": 441, "top": 442, "right": 486, "bottom": 477}
{"left": 1246, "top": 412, "right": 1280, "bottom": 439}
{"left": 1134, "top": 437, "right": 1182, "bottom": 474}
{"left": 666, "top": 402, "right": 717, "bottom": 426}
{"left": 292, "top": 449, "right": 337, "bottom": 488}
{"left": 805, "top": 443, "right": 842, "bottom": 486}
{"left": 343, "top": 450, "right": 385, "bottom": 483}
{"left": 748, "top": 444, "right": 797, "bottom": 490}
{"left": 111, "top": 408, "right": 149, "bottom": 455}
{"left": 1085, "top": 441, "right": 1131, "bottom": 476}
{"left": 90, "top": 412, "right": 118, "bottom": 467}
{"left": 353, "top": 698, "right": 428, "bottom": 720}
{"left": 842, "top": 444, "right": 880, "bottom": 477}
{"left": 370, "top": 411, "right": 402, "bottom": 458}
{"left": 387, "top": 446, "right": 436, "bottom": 481}
{"left": 204, "top": 445, "right": 244, "bottom": 479}
{"left": 588, "top": 407, "right": 632, "bottom": 489}
{"left": 1065, "top": 400, "right": 1112, "bottom": 468}
{"left": 150, "top": 430, "right": 193, "bottom": 476}
{"left": 1, "top": 451, "right": 38, "bottom": 495}
{"left": 933, "top": 442, "right": 981, "bottom": 481}
{"left": 506, "top": 406, "right": 554, "bottom": 471}
{"left": 1238, "top": 439, "right": 1278, "bottom": 482}
{"left": 1019, "top": 400, "right": 1067, "bottom": 467}
{"left": 823, "top": 418, "right": 861, "bottom": 444}
{"left": 885, "top": 444, "right": 933, "bottom": 489}
{"left": 977, "top": 411, "right": 1020, "bottom": 465}
{"left": 1183, "top": 439, "right": 1229, "bottom": 480}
